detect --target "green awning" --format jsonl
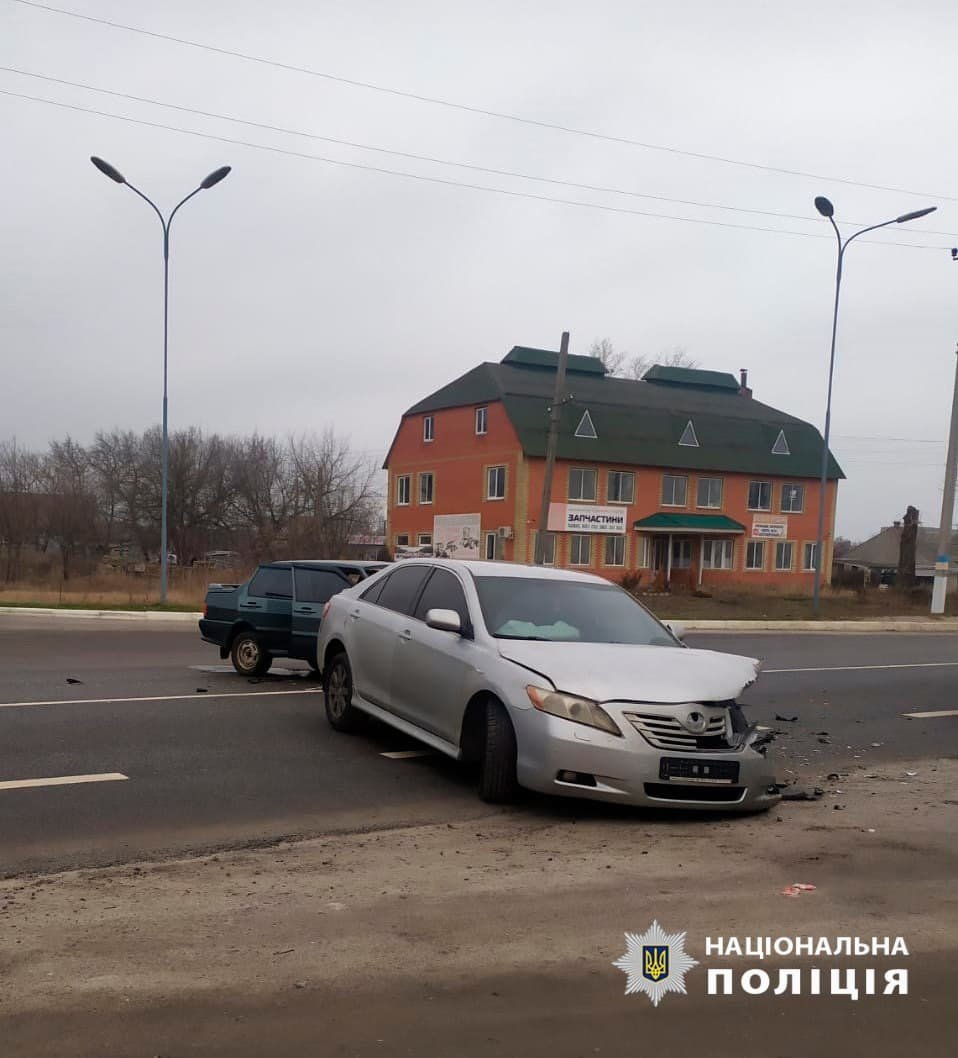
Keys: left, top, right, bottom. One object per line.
{"left": 633, "top": 513, "right": 746, "bottom": 534}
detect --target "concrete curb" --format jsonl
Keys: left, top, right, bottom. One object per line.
{"left": 0, "top": 607, "right": 956, "bottom": 633}
{"left": 676, "top": 619, "right": 958, "bottom": 633}
{"left": 0, "top": 606, "right": 202, "bottom": 623}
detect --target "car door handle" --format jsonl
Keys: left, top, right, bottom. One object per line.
{"left": 241, "top": 602, "right": 261, "bottom": 609}
{"left": 398, "top": 629, "right": 412, "bottom": 642}
{"left": 347, "top": 609, "right": 360, "bottom": 622}
{"left": 297, "top": 606, "right": 315, "bottom": 614}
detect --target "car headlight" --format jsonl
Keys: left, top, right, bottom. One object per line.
{"left": 526, "top": 685, "right": 621, "bottom": 736}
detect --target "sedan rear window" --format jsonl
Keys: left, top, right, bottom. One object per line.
{"left": 248, "top": 566, "right": 293, "bottom": 599}
{"left": 473, "top": 576, "right": 676, "bottom": 646}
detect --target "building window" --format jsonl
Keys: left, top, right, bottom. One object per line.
{"left": 607, "top": 470, "right": 635, "bottom": 504}
{"left": 604, "top": 535, "right": 625, "bottom": 566}
{"left": 535, "top": 532, "right": 556, "bottom": 566}
{"left": 395, "top": 534, "right": 410, "bottom": 547}
{"left": 485, "top": 532, "right": 497, "bottom": 560}
{"left": 746, "top": 541, "right": 765, "bottom": 570}
{"left": 396, "top": 475, "right": 411, "bottom": 506}
{"left": 748, "top": 480, "right": 772, "bottom": 511}
{"left": 486, "top": 465, "right": 506, "bottom": 500}
{"left": 475, "top": 406, "right": 488, "bottom": 435}
{"left": 671, "top": 538, "right": 692, "bottom": 568}
{"left": 696, "top": 477, "right": 723, "bottom": 509}
{"left": 638, "top": 536, "right": 652, "bottom": 568}
{"left": 418, "top": 534, "right": 432, "bottom": 548}
{"left": 803, "top": 542, "right": 819, "bottom": 571}
{"left": 423, "top": 415, "right": 434, "bottom": 442}
{"left": 702, "top": 538, "right": 734, "bottom": 570}
{"left": 570, "top": 534, "right": 592, "bottom": 566}
{"left": 781, "top": 483, "right": 805, "bottom": 513}
{"left": 418, "top": 472, "right": 434, "bottom": 504}
{"left": 575, "top": 410, "right": 597, "bottom": 439}
{"left": 775, "top": 541, "right": 795, "bottom": 571}
{"left": 661, "top": 474, "right": 688, "bottom": 507}
{"left": 569, "top": 467, "right": 597, "bottom": 502}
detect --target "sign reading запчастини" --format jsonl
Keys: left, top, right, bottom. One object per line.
{"left": 547, "top": 503, "right": 627, "bottom": 534}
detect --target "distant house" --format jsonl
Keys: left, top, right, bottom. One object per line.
{"left": 839, "top": 524, "right": 958, "bottom": 584}
{"left": 384, "top": 346, "right": 843, "bottom": 589}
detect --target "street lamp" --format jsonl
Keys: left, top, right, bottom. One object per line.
{"left": 91, "top": 157, "right": 231, "bottom": 603}
{"left": 811, "top": 196, "right": 937, "bottom": 615}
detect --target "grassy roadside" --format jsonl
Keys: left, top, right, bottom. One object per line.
{"left": 0, "top": 599, "right": 199, "bottom": 613}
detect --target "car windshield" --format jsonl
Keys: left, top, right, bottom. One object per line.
{"left": 472, "top": 575, "right": 678, "bottom": 646}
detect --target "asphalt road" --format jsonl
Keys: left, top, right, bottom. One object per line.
{"left": 1, "top": 614, "right": 956, "bottom": 875}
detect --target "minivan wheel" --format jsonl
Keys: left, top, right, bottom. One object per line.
{"left": 478, "top": 701, "right": 519, "bottom": 804}
{"left": 230, "top": 632, "right": 272, "bottom": 676}
{"left": 323, "top": 652, "right": 365, "bottom": 732}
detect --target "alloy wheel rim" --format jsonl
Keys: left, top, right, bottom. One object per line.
{"left": 328, "top": 666, "right": 348, "bottom": 717}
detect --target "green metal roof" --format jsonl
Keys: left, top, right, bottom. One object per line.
{"left": 643, "top": 365, "right": 741, "bottom": 392}
{"left": 633, "top": 513, "right": 746, "bottom": 533}
{"left": 396, "top": 349, "right": 844, "bottom": 480}
{"left": 501, "top": 345, "right": 607, "bottom": 376}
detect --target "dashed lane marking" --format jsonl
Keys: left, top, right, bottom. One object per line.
{"left": 903, "top": 709, "right": 958, "bottom": 719}
{"left": 0, "top": 772, "right": 128, "bottom": 792}
{"left": 0, "top": 689, "right": 317, "bottom": 709}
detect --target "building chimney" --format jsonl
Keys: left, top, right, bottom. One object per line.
{"left": 893, "top": 520, "right": 902, "bottom": 528}
{"left": 739, "top": 368, "right": 752, "bottom": 398}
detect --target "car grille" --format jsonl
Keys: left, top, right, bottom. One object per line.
{"left": 624, "top": 711, "right": 729, "bottom": 751}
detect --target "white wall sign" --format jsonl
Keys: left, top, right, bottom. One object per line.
{"left": 433, "top": 513, "right": 482, "bottom": 557}
{"left": 752, "top": 518, "right": 788, "bottom": 538}
{"left": 548, "top": 503, "right": 627, "bottom": 534}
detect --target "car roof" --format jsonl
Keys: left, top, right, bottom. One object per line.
{"left": 265, "top": 560, "right": 377, "bottom": 569}
{"left": 389, "top": 558, "right": 609, "bottom": 584}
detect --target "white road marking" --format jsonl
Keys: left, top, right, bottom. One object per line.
{"left": 380, "top": 750, "right": 434, "bottom": 759}
{"left": 0, "top": 689, "right": 317, "bottom": 710}
{"left": 903, "top": 709, "right": 958, "bottom": 719}
{"left": 0, "top": 772, "right": 128, "bottom": 792}
{"left": 763, "top": 662, "right": 958, "bottom": 674}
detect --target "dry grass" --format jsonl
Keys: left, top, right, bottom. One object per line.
{"left": 641, "top": 584, "right": 958, "bottom": 620}
{"left": 0, "top": 565, "right": 251, "bottom": 611}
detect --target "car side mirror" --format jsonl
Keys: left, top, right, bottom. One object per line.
{"left": 425, "top": 608, "right": 462, "bottom": 634}
{"left": 664, "top": 620, "right": 686, "bottom": 643}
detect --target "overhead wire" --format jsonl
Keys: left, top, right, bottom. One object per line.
{"left": 9, "top": 0, "right": 958, "bottom": 204}
{"left": 2, "top": 66, "right": 956, "bottom": 239}
{"left": 0, "top": 89, "right": 947, "bottom": 251}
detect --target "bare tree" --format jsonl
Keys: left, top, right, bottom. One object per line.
{"left": 588, "top": 338, "right": 698, "bottom": 380}
{"left": 0, "top": 440, "right": 43, "bottom": 581}
{"left": 41, "top": 438, "right": 97, "bottom": 580}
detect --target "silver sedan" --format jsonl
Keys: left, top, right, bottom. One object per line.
{"left": 317, "top": 559, "right": 779, "bottom": 812}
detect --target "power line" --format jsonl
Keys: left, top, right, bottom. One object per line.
{"left": 10, "top": 0, "right": 958, "bottom": 204}
{"left": 4, "top": 66, "right": 956, "bottom": 239}
{"left": 0, "top": 88, "right": 947, "bottom": 251}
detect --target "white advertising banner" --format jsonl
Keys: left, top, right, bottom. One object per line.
{"left": 548, "top": 503, "right": 627, "bottom": 534}
{"left": 751, "top": 517, "right": 788, "bottom": 539}
{"left": 433, "top": 513, "right": 482, "bottom": 558}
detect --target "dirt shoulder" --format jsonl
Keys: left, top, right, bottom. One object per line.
{"left": 1, "top": 759, "right": 955, "bottom": 1049}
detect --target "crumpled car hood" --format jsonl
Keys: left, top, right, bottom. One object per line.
{"left": 497, "top": 641, "right": 760, "bottom": 704}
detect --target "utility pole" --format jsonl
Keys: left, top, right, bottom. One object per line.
{"left": 931, "top": 343, "right": 958, "bottom": 614}
{"left": 534, "top": 331, "right": 570, "bottom": 565}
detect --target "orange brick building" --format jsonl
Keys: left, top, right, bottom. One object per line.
{"left": 384, "top": 347, "right": 842, "bottom": 591}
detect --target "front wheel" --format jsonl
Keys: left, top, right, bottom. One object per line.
{"left": 323, "top": 652, "right": 366, "bottom": 732}
{"left": 478, "top": 701, "right": 519, "bottom": 804}
{"left": 230, "top": 632, "right": 272, "bottom": 676}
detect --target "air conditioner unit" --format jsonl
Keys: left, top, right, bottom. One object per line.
{"left": 497, "top": 526, "right": 514, "bottom": 540}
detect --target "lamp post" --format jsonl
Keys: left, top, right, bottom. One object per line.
{"left": 810, "top": 196, "right": 936, "bottom": 616}
{"left": 91, "top": 157, "right": 231, "bottom": 603}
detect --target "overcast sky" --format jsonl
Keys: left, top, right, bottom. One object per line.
{"left": 2, "top": 0, "right": 956, "bottom": 540}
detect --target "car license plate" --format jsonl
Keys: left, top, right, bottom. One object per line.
{"left": 659, "top": 758, "right": 740, "bottom": 784}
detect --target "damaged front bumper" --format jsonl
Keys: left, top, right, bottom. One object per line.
{"left": 512, "top": 700, "right": 780, "bottom": 812}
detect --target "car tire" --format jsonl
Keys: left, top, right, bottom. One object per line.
{"left": 478, "top": 700, "right": 519, "bottom": 804}
{"left": 230, "top": 632, "right": 272, "bottom": 677}
{"left": 323, "top": 652, "right": 365, "bottom": 732}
